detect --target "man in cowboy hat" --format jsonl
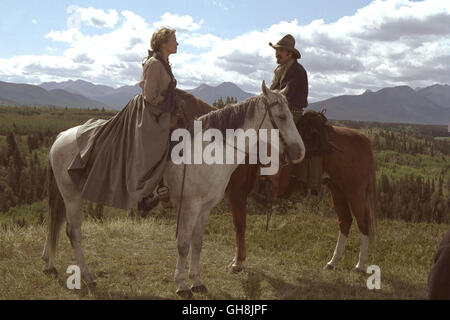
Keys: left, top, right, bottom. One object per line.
{"left": 254, "top": 34, "right": 321, "bottom": 203}
{"left": 269, "top": 34, "right": 308, "bottom": 122}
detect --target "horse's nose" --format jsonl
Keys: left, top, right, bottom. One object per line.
{"left": 286, "top": 143, "right": 305, "bottom": 164}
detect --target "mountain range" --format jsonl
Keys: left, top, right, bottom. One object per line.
{"left": 309, "top": 84, "right": 450, "bottom": 125}
{"left": 187, "top": 82, "right": 254, "bottom": 104}
{"left": 0, "top": 79, "right": 449, "bottom": 125}
{"left": 0, "top": 80, "right": 108, "bottom": 109}
{"left": 39, "top": 80, "right": 253, "bottom": 108}
{"left": 40, "top": 80, "right": 141, "bottom": 109}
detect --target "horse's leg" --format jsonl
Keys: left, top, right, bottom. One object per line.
{"left": 225, "top": 165, "right": 256, "bottom": 273}
{"left": 227, "top": 190, "right": 247, "bottom": 273}
{"left": 347, "top": 191, "right": 370, "bottom": 273}
{"left": 324, "top": 182, "right": 352, "bottom": 270}
{"left": 65, "top": 198, "right": 96, "bottom": 284}
{"left": 189, "top": 210, "right": 209, "bottom": 293}
{"left": 175, "top": 203, "right": 201, "bottom": 298}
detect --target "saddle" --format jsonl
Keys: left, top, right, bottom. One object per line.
{"left": 253, "top": 109, "right": 334, "bottom": 204}
{"left": 296, "top": 109, "right": 333, "bottom": 156}
{"left": 292, "top": 109, "right": 333, "bottom": 195}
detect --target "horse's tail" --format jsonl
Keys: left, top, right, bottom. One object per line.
{"left": 366, "top": 153, "right": 377, "bottom": 242}
{"left": 46, "top": 158, "right": 66, "bottom": 256}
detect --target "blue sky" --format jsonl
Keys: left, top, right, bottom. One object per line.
{"left": 0, "top": 0, "right": 374, "bottom": 57}
{"left": 0, "top": 0, "right": 448, "bottom": 101}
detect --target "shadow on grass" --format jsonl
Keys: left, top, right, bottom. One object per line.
{"left": 240, "top": 268, "right": 427, "bottom": 300}
{"left": 54, "top": 274, "right": 170, "bottom": 300}
{"left": 49, "top": 266, "right": 427, "bottom": 300}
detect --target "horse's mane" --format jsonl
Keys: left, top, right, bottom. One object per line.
{"left": 188, "top": 95, "right": 260, "bottom": 136}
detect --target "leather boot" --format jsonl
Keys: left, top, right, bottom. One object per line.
{"left": 138, "top": 194, "right": 160, "bottom": 217}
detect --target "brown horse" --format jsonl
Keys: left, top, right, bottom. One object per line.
{"left": 224, "top": 113, "right": 377, "bottom": 273}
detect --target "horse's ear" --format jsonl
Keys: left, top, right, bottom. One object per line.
{"left": 261, "top": 80, "right": 269, "bottom": 97}
{"left": 279, "top": 86, "right": 287, "bottom": 96}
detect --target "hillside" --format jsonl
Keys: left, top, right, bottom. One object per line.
{"left": 0, "top": 106, "right": 448, "bottom": 300}
{"left": 417, "top": 84, "right": 450, "bottom": 109}
{"left": 0, "top": 206, "right": 448, "bottom": 299}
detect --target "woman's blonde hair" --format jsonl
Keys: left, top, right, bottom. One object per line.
{"left": 151, "top": 27, "right": 176, "bottom": 53}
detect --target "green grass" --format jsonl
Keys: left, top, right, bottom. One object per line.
{"left": 0, "top": 202, "right": 447, "bottom": 300}
{"left": 0, "top": 106, "right": 116, "bottom": 135}
{"left": 0, "top": 109, "right": 448, "bottom": 299}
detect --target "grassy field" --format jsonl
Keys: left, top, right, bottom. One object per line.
{"left": 0, "top": 107, "right": 448, "bottom": 299}
{"left": 0, "top": 199, "right": 447, "bottom": 300}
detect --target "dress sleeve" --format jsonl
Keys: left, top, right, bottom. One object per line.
{"left": 143, "top": 60, "right": 165, "bottom": 106}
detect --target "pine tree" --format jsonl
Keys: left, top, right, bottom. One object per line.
{"left": 6, "top": 131, "right": 17, "bottom": 159}
{"left": 216, "top": 97, "right": 224, "bottom": 108}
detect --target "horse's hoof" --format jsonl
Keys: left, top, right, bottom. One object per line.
{"left": 323, "top": 264, "right": 334, "bottom": 270}
{"left": 227, "top": 262, "right": 243, "bottom": 274}
{"left": 191, "top": 284, "right": 208, "bottom": 294}
{"left": 176, "top": 288, "right": 193, "bottom": 299}
{"left": 43, "top": 267, "right": 58, "bottom": 277}
{"left": 230, "top": 265, "right": 243, "bottom": 274}
{"left": 353, "top": 267, "right": 367, "bottom": 274}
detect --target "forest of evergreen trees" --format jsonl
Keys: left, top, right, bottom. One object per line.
{"left": 0, "top": 107, "right": 448, "bottom": 226}
{"left": 370, "top": 129, "right": 450, "bottom": 156}
{"left": 0, "top": 131, "right": 49, "bottom": 212}
{"left": 377, "top": 173, "right": 448, "bottom": 224}
{"left": 212, "top": 96, "right": 238, "bottom": 108}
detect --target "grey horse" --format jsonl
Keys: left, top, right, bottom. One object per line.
{"left": 42, "top": 81, "right": 305, "bottom": 298}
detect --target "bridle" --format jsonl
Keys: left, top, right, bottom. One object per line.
{"left": 175, "top": 97, "right": 291, "bottom": 238}
{"left": 224, "top": 97, "right": 289, "bottom": 162}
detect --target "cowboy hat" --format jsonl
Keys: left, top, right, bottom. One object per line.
{"left": 269, "top": 34, "right": 301, "bottom": 59}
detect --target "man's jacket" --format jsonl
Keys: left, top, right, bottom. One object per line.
{"left": 271, "top": 60, "right": 308, "bottom": 110}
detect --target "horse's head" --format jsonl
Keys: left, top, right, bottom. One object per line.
{"left": 260, "top": 81, "right": 305, "bottom": 164}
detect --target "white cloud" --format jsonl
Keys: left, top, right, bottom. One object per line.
{"left": 46, "top": 28, "right": 83, "bottom": 43}
{"left": 1, "top": 1, "right": 450, "bottom": 101}
{"left": 32, "top": 19, "right": 38, "bottom": 25}
{"left": 183, "top": 33, "right": 223, "bottom": 49}
{"left": 67, "top": 5, "right": 119, "bottom": 29}
{"left": 153, "top": 12, "right": 203, "bottom": 32}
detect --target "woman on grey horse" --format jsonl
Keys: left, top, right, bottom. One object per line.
{"left": 67, "top": 27, "right": 179, "bottom": 214}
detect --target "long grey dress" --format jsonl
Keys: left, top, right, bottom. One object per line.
{"left": 67, "top": 54, "right": 176, "bottom": 209}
